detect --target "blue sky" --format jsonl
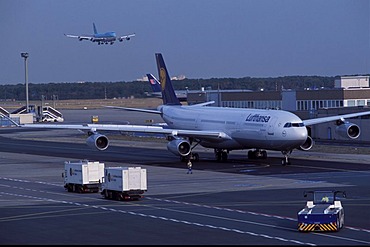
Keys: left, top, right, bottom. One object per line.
{"left": 1, "top": 0, "right": 369, "bottom": 84}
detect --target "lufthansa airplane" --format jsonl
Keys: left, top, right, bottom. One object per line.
{"left": 21, "top": 54, "right": 370, "bottom": 166}
{"left": 146, "top": 73, "right": 187, "bottom": 101}
{"left": 64, "top": 23, "right": 135, "bottom": 45}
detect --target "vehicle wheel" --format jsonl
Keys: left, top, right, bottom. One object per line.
{"left": 77, "top": 185, "right": 83, "bottom": 193}
{"left": 340, "top": 213, "right": 344, "bottom": 229}
{"left": 336, "top": 218, "right": 341, "bottom": 231}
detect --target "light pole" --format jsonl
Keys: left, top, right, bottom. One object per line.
{"left": 21, "top": 52, "right": 29, "bottom": 113}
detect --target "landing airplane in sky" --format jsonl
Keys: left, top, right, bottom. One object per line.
{"left": 64, "top": 23, "right": 135, "bottom": 45}
{"left": 20, "top": 53, "right": 370, "bottom": 166}
{"left": 146, "top": 73, "right": 187, "bottom": 101}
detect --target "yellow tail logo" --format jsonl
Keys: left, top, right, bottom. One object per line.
{"left": 160, "top": 68, "right": 166, "bottom": 91}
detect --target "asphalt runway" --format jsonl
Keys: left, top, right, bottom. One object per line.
{"left": 0, "top": 108, "right": 370, "bottom": 245}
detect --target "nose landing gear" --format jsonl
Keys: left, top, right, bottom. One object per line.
{"left": 281, "top": 150, "right": 292, "bottom": 166}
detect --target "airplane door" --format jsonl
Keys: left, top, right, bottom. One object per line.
{"left": 267, "top": 117, "right": 277, "bottom": 137}
{"left": 194, "top": 113, "right": 200, "bottom": 129}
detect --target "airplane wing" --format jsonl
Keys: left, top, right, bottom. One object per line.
{"left": 64, "top": 34, "right": 93, "bottom": 41}
{"left": 21, "top": 123, "right": 231, "bottom": 142}
{"left": 118, "top": 33, "right": 136, "bottom": 42}
{"left": 303, "top": 111, "right": 370, "bottom": 126}
{"left": 104, "top": 105, "right": 161, "bottom": 114}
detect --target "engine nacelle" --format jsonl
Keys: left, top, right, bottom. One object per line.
{"left": 335, "top": 122, "right": 360, "bottom": 139}
{"left": 86, "top": 133, "right": 109, "bottom": 151}
{"left": 298, "top": 136, "right": 314, "bottom": 151}
{"left": 167, "top": 139, "right": 191, "bottom": 157}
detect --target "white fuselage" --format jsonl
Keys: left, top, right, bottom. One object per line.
{"left": 160, "top": 105, "right": 308, "bottom": 151}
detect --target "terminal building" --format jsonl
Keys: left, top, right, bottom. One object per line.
{"left": 187, "top": 75, "right": 370, "bottom": 142}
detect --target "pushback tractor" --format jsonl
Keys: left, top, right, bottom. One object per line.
{"left": 297, "top": 190, "right": 346, "bottom": 232}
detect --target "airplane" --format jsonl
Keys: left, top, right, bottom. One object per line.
{"left": 19, "top": 53, "right": 370, "bottom": 166}
{"left": 146, "top": 73, "right": 188, "bottom": 101}
{"left": 64, "top": 23, "right": 135, "bottom": 45}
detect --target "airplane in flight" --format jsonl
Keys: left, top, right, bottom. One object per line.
{"left": 64, "top": 23, "right": 135, "bottom": 45}
{"left": 20, "top": 53, "right": 370, "bottom": 166}
{"left": 146, "top": 73, "right": 188, "bottom": 102}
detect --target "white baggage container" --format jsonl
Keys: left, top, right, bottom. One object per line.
{"left": 63, "top": 160, "right": 105, "bottom": 193}
{"left": 101, "top": 166, "right": 147, "bottom": 200}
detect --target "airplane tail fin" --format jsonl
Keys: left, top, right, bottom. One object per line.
{"left": 155, "top": 53, "right": 181, "bottom": 106}
{"left": 146, "top": 73, "right": 162, "bottom": 93}
{"left": 93, "top": 23, "right": 98, "bottom": 34}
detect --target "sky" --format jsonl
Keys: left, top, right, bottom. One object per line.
{"left": 1, "top": 0, "right": 369, "bottom": 84}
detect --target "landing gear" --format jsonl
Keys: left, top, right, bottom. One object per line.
{"left": 215, "top": 149, "right": 229, "bottom": 162}
{"left": 247, "top": 149, "right": 267, "bottom": 159}
{"left": 180, "top": 152, "right": 199, "bottom": 162}
{"left": 281, "top": 150, "right": 292, "bottom": 166}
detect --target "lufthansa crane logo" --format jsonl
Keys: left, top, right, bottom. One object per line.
{"left": 160, "top": 68, "right": 166, "bottom": 91}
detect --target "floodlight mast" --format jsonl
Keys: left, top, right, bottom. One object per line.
{"left": 21, "top": 52, "right": 29, "bottom": 113}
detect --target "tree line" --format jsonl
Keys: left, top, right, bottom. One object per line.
{"left": 0, "top": 76, "right": 338, "bottom": 101}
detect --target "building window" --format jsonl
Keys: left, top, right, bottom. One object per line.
{"left": 347, "top": 100, "right": 355, "bottom": 107}
{"left": 357, "top": 100, "right": 365, "bottom": 106}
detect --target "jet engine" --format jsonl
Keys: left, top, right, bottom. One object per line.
{"left": 167, "top": 139, "right": 191, "bottom": 157}
{"left": 335, "top": 121, "right": 360, "bottom": 139}
{"left": 119, "top": 37, "right": 130, "bottom": 42}
{"left": 298, "top": 136, "right": 314, "bottom": 151}
{"left": 86, "top": 133, "right": 109, "bottom": 151}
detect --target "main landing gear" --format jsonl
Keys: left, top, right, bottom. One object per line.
{"left": 248, "top": 149, "right": 267, "bottom": 159}
{"left": 215, "top": 149, "right": 229, "bottom": 162}
{"left": 180, "top": 152, "right": 200, "bottom": 162}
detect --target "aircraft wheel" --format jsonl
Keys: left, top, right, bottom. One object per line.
{"left": 215, "top": 152, "right": 222, "bottom": 162}
{"left": 221, "top": 152, "right": 228, "bottom": 162}
{"left": 193, "top": 153, "right": 199, "bottom": 162}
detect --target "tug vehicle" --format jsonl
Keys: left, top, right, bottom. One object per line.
{"left": 297, "top": 190, "right": 346, "bottom": 232}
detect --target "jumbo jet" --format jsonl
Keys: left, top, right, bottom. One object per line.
{"left": 20, "top": 53, "right": 370, "bottom": 166}
{"left": 64, "top": 23, "right": 135, "bottom": 45}
{"left": 146, "top": 73, "right": 188, "bottom": 101}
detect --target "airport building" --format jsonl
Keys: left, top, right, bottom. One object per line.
{"left": 187, "top": 75, "right": 370, "bottom": 142}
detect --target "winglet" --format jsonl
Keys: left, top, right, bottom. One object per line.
{"left": 155, "top": 53, "right": 181, "bottom": 106}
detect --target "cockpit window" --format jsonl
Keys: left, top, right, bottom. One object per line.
{"left": 292, "top": 123, "right": 304, "bottom": 127}
{"left": 284, "top": 122, "right": 304, "bottom": 128}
